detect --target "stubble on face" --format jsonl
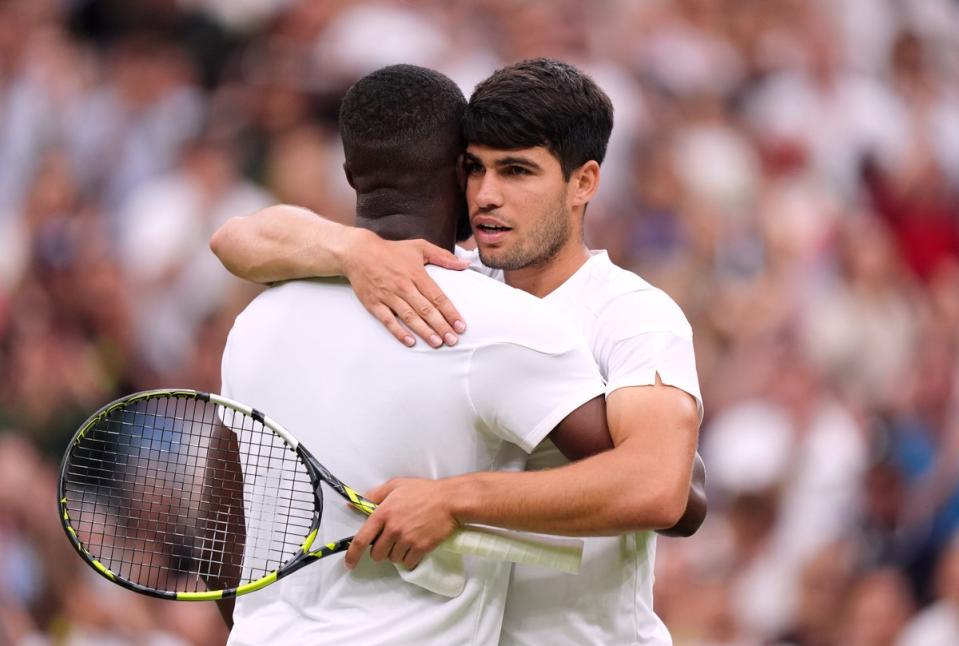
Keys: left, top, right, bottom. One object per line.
{"left": 477, "top": 192, "right": 572, "bottom": 271}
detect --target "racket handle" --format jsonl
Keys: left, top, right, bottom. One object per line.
{"left": 438, "top": 526, "right": 583, "bottom": 574}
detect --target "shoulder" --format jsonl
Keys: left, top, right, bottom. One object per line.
{"left": 427, "top": 267, "right": 584, "bottom": 355}
{"left": 582, "top": 257, "right": 692, "bottom": 342}
{"left": 230, "top": 278, "right": 353, "bottom": 334}
{"left": 242, "top": 277, "right": 350, "bottom": 309}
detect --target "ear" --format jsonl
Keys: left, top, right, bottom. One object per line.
{"left": 569, "top": 161, "right": 600, "bottom": 208}
{"left": 343, "top": 162, "right": 355, "bottom": 189}
{"left": 456, "top": 154, "right": 466, "bottom": 191}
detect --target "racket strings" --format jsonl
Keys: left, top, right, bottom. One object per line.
{"left": 62, "top": 395, "right": 316, "bottom": 594}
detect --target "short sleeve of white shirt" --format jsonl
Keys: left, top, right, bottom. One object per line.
{"left": 597, "top": 290, "right": 703, "bottom": 421}
{"left": 467, "top": 339, "right": 604, "bottom": 452}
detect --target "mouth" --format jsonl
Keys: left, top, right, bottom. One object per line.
{"left": 473, "top": 222, "right": 513, "bottom": 245}
{"left": 475, "top": 223, "right": 513, "bottom": 234}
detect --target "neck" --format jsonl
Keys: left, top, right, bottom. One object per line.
{"left": 504, "top": 241, "right": 591, "bottom": 298}
{"left": 355, "top": 190, "right": 458, "bottom": 251}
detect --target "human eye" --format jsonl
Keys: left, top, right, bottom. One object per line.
{"left": 504, "top": 165, "right": 530, "bottom": 176}
{"left": 463, "top": 159, "right": 483, "bottom": 175}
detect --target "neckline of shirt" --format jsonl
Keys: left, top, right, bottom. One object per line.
{"left": 543, "top": 249, "right": 609, "bottom": 301}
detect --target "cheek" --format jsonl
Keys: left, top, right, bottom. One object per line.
{"left": 507, "top": 185, "right": 542, "bottom": 214}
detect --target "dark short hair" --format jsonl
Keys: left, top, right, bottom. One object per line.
{"left": 464, "top": 58, "right": 614, "bottom": 179}
{"left": 340, "top": 64, "right": 466, "bottom": 167}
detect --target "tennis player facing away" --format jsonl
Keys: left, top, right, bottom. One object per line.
{"left": 219, "top": 65, "right": 612, "bottom": 646}
{"left": 213, "top": 59, "right": 704, "bottom": 646}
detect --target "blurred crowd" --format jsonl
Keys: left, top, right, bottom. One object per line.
{"left": 1, "top": 0, "right": 958, "bottom": 644}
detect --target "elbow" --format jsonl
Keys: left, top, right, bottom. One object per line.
{"left": 661, "top": 496, "right": 707, "bottom": 538}
{"left": 210, "top": 217, "right": 256, "bottom": 280}
{"left": 621, "top": 482, "right": 689, "bottom": 532}
{"left": 210, "top": 218, "right": 237, "bottom": 261}
{"left": 655, "top": 488, "right": 690, "bottom": 530}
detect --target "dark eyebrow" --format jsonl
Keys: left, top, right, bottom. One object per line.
{"left": 493, "top": 156, "right": 542, "bottom": 171}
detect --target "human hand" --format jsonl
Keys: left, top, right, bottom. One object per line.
{"left": 344, "top": 478, "right": 459, "bottom": 570}
{"left": 343, "top": 231, "right": 469, "bottom": 348}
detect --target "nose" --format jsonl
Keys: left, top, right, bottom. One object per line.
{"left": 470, "top": 171, "right": 503, "bottom": 213}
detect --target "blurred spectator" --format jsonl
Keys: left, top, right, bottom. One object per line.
{"left": 836, "top": 568, "right": 914, "bottom": 646}
{"left": 118, "top": 133, "right": 271, "bottom": 381}
{"left": 898, "top": 533, "right": 959, "bottom": 646}
{"left": 774, "top": 540, "right": 857, "bottom": 646}
{"left": 801, "top": 216, "right": 921, "bottom": 409}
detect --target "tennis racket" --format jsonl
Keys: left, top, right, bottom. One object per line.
{"left": 58, "top": 389, "right": 582, "bottom": 601}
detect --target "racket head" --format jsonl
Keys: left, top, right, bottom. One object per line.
{"left": 58, "top": 389, "right": 324, "bottom": 600}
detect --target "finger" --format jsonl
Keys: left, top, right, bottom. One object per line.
{"left": 412, "top": 275, "right": 466, "bottom": 336}
{"left": 387, "top": 296, "right": 443, "bottom": 348}
{"left": 402, "top": 547, "right": 427, "bottom": 570}
{"left": 388, "top": 543, "right": 411, "bottom": 565}
{"left": 365, "top": 479, "right": 401, "bottom": 504}
{"left": 401, "top": 286, "right": 459, "bottom": 346}
{"left": 370, "top": 529, "right": 396, "bottom": 562}
{"left": 368, "top": 303, "right": 416, "bottom": 347}
{"left": 421, "top": 242, "right": 471, "bottom": 271}
{"left": 345, "top": 515, "right": 383, "bottom": 569}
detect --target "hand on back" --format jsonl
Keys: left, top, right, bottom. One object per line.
{"left": 344, "top": 231, "right": 469, "bottom": 348}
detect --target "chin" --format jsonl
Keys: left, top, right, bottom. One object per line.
{"left": 478, "top": 248, "right": 522, "bottom": 271}
{"left": 476, "top": 247, "right": 503, "bottom": 269}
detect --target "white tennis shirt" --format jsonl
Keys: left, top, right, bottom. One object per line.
{"left": 463, "top": 248, "right": 703, "bottom": 646}
{"left": 220, "top": 267, "right": 605, "bottom": 646}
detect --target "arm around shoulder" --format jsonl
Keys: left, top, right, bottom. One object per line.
{"left": 210, "top": 204, "right": 360, "bottom": 283}
{"left": 210, "top": 204, "right": 470, "bottom": 346}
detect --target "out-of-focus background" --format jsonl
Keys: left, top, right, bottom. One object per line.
{"left": 1, "top": 0, "right": 958, "bottom": 644}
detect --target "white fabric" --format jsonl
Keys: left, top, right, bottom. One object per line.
{"left": 395, "top": 550, "right": 467, "bottom": 598}
{"left": 459, "top": 248, "right": 702, "bottom": 646}
{"left": 897, "top": 601, "right": 959, "bottom": 646}
{"left": 221, "top": 267, "right": 604, "bottom": 646}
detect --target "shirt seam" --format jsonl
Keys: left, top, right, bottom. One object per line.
{"left": 467, "top": 341, "right": 603, "bottom": 452}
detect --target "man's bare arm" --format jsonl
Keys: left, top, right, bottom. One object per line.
{"left": 657, "top": 452, "right": 706, "bottom": 538}
{"left": 348, "top": 395, "right": 612, "bottom": 570}
{"left": 210, "top": 204, "right": 469, "bottom": 346}
{"left": 553, "top": 396, "right": 705, "bottom": 538}
{"left": 211, "top": 204, "right": 357, "bottom": 283}
{"left": 345, "top": 377, "right": 699, "bottom": 568}
{"left": 549, "top": 395, "right": 613, "bottom": 460}
{"left": 450, "top": 380, "right": 698, "bottom": 534}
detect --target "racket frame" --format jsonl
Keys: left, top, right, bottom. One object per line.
{"left": 59, "top": 388, "right": 583, "bottom": 602}
{"left": 58, "top": 389, "right": 343, "bottom": 601}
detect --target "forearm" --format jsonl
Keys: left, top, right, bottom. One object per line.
{"left": 657, "top": 452, "right": 706, "bottom": 538}
{"left": 215, "top": 598, "right": 234, "bottom": 629}
{"left": 210, "top": 204, "right": 365, "bottom": 283}
{"left": 447, "top": 440, "right": 690, "bottom": 536}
